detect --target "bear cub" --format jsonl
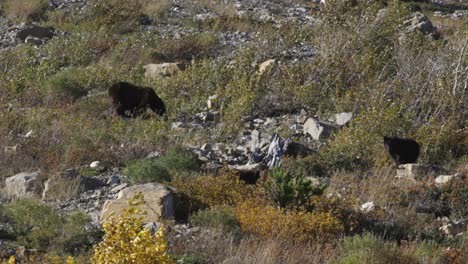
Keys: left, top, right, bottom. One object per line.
{"left": 383, "top": 136, "right": 420, "bottom": 167}
{"left": 108, "top": 81, "right": 166, "bottom": 118}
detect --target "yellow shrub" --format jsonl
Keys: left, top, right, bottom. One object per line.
{"left": 172, "top": 170, "right": 261, "bottom": 208}
{"left": 235, "top": 200, "right": 344, "bottom": 241}
{"left": 92, "top": 193, "right": 174, "bottom": 264}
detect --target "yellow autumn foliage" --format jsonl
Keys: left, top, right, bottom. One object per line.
{"left": 235, "top": 200, "right": 344, "bottom": 241}
{"left": 92, "top": 193, "right": 174, "bottom": 264}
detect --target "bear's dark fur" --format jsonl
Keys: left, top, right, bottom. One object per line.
{"left": 108, "top": 81, "right": 166, "bottom": 118}
{"left": 383, "top": 136, "right": 420, "bottom": 167}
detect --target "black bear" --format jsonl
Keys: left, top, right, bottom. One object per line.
{"left": 108, "top": 81, "right": 166, "bottom": 118}
{"left": 383, "top": 136, "right": 420, "bottom": 167}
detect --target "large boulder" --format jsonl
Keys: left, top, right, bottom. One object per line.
{"left": 4, "top": 172, "right": 44, "bottom": 199}
{"left": 100, "top": 183, "right": 174, "bottom": 224}
{"left": 143, "top": 63, "right": 187, "bottom": 80}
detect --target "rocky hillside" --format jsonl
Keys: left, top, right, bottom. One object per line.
{"left": 0, "top": 0, "right": 467, "bottom": 263}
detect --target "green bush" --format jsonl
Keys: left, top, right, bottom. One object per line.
{"left": 45, "top": 68, "right": 87, "bottom": 103}
{"left": 335, "top": 233, "right": 413, "bottom": 264}
{"left": 323, "top": 105, "right": 413, "bottom": 170}
{"left": 189, "top": 206, "right": 240, "bottom": 234}
{"left": 124, "top": 158, "right": 172, "bottom": 185}
{"left": 4, "top": 0, "right": 48, "bottom": 22}
{"left": 157, "top": 146, "right": 201, "bottom": 175}
{"left": 0, "top": 199, "right": 99, "bottom": 254}
{"left": 86, "top": 0, "right": 145, "bottom": 33}
{"left": 263, "top": 167, "right": 324, "bottom": 210}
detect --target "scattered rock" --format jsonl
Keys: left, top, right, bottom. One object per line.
{"left": 439, "top": 218, "right": 466, "bottom": 237}
{"left": 90, "top": 161, "right": 101, "bottom": 169}
{"left": 143, "top": 63, "right": 187, "bottom": 80}
{"left": 402, "top": 12, "right": 436, "bottom": 35}
{"left": 396, "top": 164, "right": 438, "bottom": 180}
{"left": 361, "top": 201, "right": 375, "bottom": 213}
{"left": 100, "top": 183, "right": 174, "bottom": 224}
{"left": 434, "top": 173, "right": 463, "bottom": 185}
{"left": 229, "top": 163, "right": 262, "bottom": 184}
{"left": 303, "top": 117, "right": 339, "bottom": 141}
{"left": 4, "top": 172, "right": 44, "bottom": 199}
{"left": 331, "top": 112, "right": 353, "bottom": 126}
{"left": 258, "top": 59, "right": 276, "bottom": 74}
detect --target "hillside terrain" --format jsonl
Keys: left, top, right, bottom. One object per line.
{"left": 0, "top": 0, "right": 467, "bottom": 263}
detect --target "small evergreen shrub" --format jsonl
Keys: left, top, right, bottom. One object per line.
{"left": 45, "top": 69, "right": 87, "bottom": 103}
{"left": 158, "top": 146, "right": 202, "bottom": 175}
{"left": 263, "top": 167, "right": 324, "bottom": 210}
{"left": 124, "top": 158, "right": 172, "bottom": 185}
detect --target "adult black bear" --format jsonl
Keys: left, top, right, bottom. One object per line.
{"left": 108, "top": 82, "right": 166, "bottom": 118}
{"left": 383, "top": 136, "right": 420, "bottom": 167}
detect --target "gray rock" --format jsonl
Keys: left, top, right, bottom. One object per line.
{"left": 332, "top": 112, "right": 353, "bottom": 126}
{"left": 396, "top": 164, "right": 437, "bottom": 180}
{"left": 4, "top": 172, "right": 44, "bottom": 199}
{"left": 439, "top": 219, "right": 466, "bottom": 237}
{"left": 110, "top": 183, "right": 128, "bottom": 193}
{"left": 303, "top": 117, "right": 339, "bottom": 141}
{"left": 434, "top": 173, "right": 463, "bottom": 185}
{"left": 403, "top": 12, "right": 435, "bottom": 35}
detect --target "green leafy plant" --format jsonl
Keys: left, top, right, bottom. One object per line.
{"left": 0, "top": 199, "right": 99, "bottom": 254}
{"left": 263, "top": 167, "right": 324, "bottom": 210}
{"left": 124, "top": 158, "right": 172, "bottom": 185}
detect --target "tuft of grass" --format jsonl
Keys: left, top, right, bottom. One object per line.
{"left": 4, "top": 0, "right": 48, "bottom": 22}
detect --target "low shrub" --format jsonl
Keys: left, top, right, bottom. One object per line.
{"left": 4, "top": 0, "right": 48, "bottom": 22}
{"left": 158, "top": 146, "right": 202, "bottom": 175}
{"left": 262, "top": 167, "right": 324, "bottom": 210}
{"left": 147, "top": 33, "right": 219, "bottom": 62}
{"left": 234, "top": 200, "right": 343, "bottom": 241}
{"left": 0, "top": 199, "right": 99, "bottom": 254}
{"left": 171, "top": 170, "right": 260, "bottom": 220}
{"left": 335, "top": 233, "right": 415, "bottom": 264}
{"left": 323, "top": 105, "right": 413, "bottom": 170}
{"left": 189, "top": 206, "right": 240, "bottom": 234}
{"left": 45, "top": 68, "right": 87, "bottom": 104}
{"left": 124, "top": 158, "right": 172, "bottom": 185}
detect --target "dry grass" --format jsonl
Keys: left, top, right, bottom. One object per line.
{"left": 4, "top": 0, "right": 48, "bottom": 22}
{"left": 141, "top": 0, "right": 173, "bottom": 18}
{"left": 168, "top": 227, "right": 339, "bottom": 264}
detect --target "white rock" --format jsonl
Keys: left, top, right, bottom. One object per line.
{"left": 361, "top": 201, "right": 375, "bottom": 213}
{"left": 303, "top": 117, "right": 338, "bottom": 141}
{"left": 332, "top": 112, "right": 353, "bottom": 126}
{"left": 435, "top": 173, "right": 462, "bottom": 185}
{"left": 143, "top": 63, "right": 186, "bottom": 80}
{"left": 396, "top": 164, "right": 436, "bottom": 180}
{"left": 90, "top": 161, "right": 100, "bottom": 168}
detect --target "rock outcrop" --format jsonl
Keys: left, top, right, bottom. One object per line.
{"left": 100, "top": 183, "right": 174, "bottom": 224}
